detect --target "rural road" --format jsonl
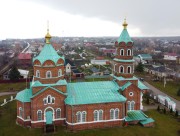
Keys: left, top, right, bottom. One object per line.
{"left": 0, "top": 91, "right": 18, "bottom": 96}
{"left": 143, "top": 81, "right": 180, "bottom": 111}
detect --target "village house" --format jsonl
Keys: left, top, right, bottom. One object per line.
{"left": 15, "top": 20, "right": 154, "bottom": 131}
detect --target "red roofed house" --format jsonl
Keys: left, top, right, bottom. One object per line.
{"left": 18, "top": 53, "right": 32, "bottom": 67}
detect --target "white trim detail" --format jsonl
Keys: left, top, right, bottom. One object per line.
{"left": 17, "top": 116, "right": 31, "bottom": 122}
{"left": 66, "top": 118, "right": 125, "bottom": 125}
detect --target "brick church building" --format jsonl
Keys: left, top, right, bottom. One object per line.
{"left": 15, "top": 20, "right": 154, "bottom": 130}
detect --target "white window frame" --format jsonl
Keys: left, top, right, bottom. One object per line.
{"left": 46, "top": 71, "right": 52, "bottom": 78}
{"left": 129, "top": 92, "right": 134, "bottom": 96}
{"left": 114, "top": 108, "right": 119, "bottom": 119}
{"left": 56, "top": 108, "right": 61, "bottom": 119}
{"left": 94, "top": 110, "right": 103, "bottom": 121}
{"left": 110, "top": 109, "right": 114, "bottom": 120}
{"left": 120, "top": 49, "right": 124, "bottom": 56}
{"left": 131, "top": 101, "right": 135, "bottom": 110}
{"left": 93, "top": 110, "right": 98, "bottom": 121}
{"left": 127, "top": 49, "right": 131, "bottom": 56}
{"left": 119, "top": 65, "right": 124, "bottom": 73}
{"left": 127, "top": 66, "right": 131, "bottom": 74}
{"left": 19, "top": 107, "right": 23, "bottom": 117}
{"left": 99, "top": 110, "right": 103, "bottom": 120}
{"left": 76, "top": 111, "right": 86, "bottom": 122}
{"left": 58, "top": 69, "right": 62, "bottom": 77}
{"left": 76, "top": 111, "right": 81, "bottom": 123}
{"left": 37, "top": 110, "right": 42, "bottom": 121}
{"left": 127, "top": 101, "right": 131, "bottom": 111}
{"left": 44, "top": 95, "right": 55, "bottom": 105}
{"left": 36, "top": 70, "right": 40, "bottom": 77}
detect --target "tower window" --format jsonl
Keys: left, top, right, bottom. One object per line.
{"left": 127, "top": 66, "right": 131, "bottom": 73}
{"left": 46, "top": 71, "right": 52, "bottom": 78}
{"left": 120, "top": 49, "right": 124, "bottom": 56}
{"left": 127, "top": 49, "right": 131, "bottom": 56}
{"left": 58, "top": 69, "right": 62, "bottom": 76}
{"left": 36, "top": 70, "right": 40, "bottom": 77}
{"left": 119, "top": 66, "right": 124, "bottom": 73}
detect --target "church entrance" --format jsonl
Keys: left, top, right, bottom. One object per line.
{"left": 46, "top": 111, "right": 53, "bottom": 125}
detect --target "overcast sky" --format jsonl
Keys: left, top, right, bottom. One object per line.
{"left": 0, "top": 0, "right": 180, "bottom": 39}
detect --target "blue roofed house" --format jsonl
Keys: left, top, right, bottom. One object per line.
{"left": 15, "top": 20, "right": 153, "bottom": 131}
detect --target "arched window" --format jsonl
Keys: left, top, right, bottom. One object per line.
{"left": 56, "top": 108, "right": 61, "bottom": 118}
{"left": 127, "top": 101, "right": 131, "bottom": 111}
{"left": 43, "top": 98, "right": 47, "bottom": 105}
{"left": 114, "top": 64, "right": 117, "bottom": 72}
{"left": 119, "top": 66, "right": 124, "bottom": 73}
{"left": 115, "top": 108, "right": 119, "bottom": 119}
{"left": 110, "top": 109, "right": 114, "bottom": 119}
{"left": 82, "top": 111, "right": 86, "bottom": 122}
{"left": 52, "top": 97, "right": 55, "bottom": 104}
{"left": 46, "top": 71, "right": 52, "bottom": 78}
{"left": 36, "top": 70, "right": 40, "bottom": 77}
{"left": 99, "top": 110, "right": 103, "bottom": 120}
{"left": 120, "top": 49, "right": 124, "bottom": 56}
{"left": 47, "top": 95, "right": 51, "bottom": 104}
{"left": 131, "top": 101, "right": 135, "bottom": 110}
{"left": 37, "top": 110, "right": 42, "bottom": 121}
{"left": 58, "top": 69, "right": 62, "bottom": 76}
{"left": 19, "top": 107, "right": 23, "bottom": 117}
{"left": 127, "top": 49, "right": 131, "bottom": 56}
{"left": 94, "top": 110, "right": 98, "bottom": 121}
{"left": 76, "top": 112, "right": 81, "bottom": 123}
{"left": 127, "top": 66, "right": 131, "bottom": 73}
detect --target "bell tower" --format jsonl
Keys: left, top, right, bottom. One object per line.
{"left": 113, "top": 19, "right": 134, "bottom": 78}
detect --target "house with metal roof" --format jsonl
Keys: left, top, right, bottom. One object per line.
{"left": 15, "top": 20, "right": 152, "bottom": 131}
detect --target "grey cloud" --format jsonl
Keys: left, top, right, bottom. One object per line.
{"left": 25, "top": 0, "right": 180, "bottom": 36}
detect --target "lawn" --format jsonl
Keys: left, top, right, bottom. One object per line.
{"left": 0, "top": 96, "right": 179, "bottom": 136}
{"left": 0, "top": 82, "right": 27, "bottom": 92}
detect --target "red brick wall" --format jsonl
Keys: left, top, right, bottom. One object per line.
{"left": 122, "top": 84, "right": 141, "bottom": 114}
{"left": 31, "top": 88, "right": 66, "bottom": 122}
{"left": 66, "top": 102, "right": 125, "bottom": 130}
{"left": 17, "top": 101, "right": 31, "bottom": 120}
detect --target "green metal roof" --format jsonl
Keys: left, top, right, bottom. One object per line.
{"left": 33, "top": 43, "right": 64, "bottom": 65}
{"left": 113, "top": 58, "right": 135, "bottom": 62}
{"left": 112, "top": 75, "right": 138, "bottom": 81}
{"left": 31, "top": 86, "right": 67, "bottom": 98}
{"left": 138, "top": 80, "right": 149, "bottom": 90}
{"left": 140, "top": 118, "right": 154, "bottom": 125}
{"left": 125, "top": 110, "right": 148, "bottom": 122}
{"left": 121, "top": 82, "right": 132, "bottom": 91}
{"left": 118, "top": 29, "right": 133, "bottom": 44}
{"left": 15, "top": 88, "right": 32, "bottom": 102}
{"left": 138, "top": 54, "right": 152, "bottom": 59}
{"left": 31, "top": 79, "right": 67, "bottom": 88}
{"left": 65, "top": 81, "right": 126, "bottom": 105}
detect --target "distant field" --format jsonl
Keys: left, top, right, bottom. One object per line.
{"left": 0, "top": 97, "right": 179, "bottom": 136}
{"left": 0, "top": 82, "right": 27, "bottom": 92}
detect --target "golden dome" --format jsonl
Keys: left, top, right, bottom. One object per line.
{"left": 122, "top": 18, "right": 128, "bottom": 29}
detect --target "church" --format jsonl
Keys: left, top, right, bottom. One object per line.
{"left": 15, "top": 20, "right": 154, "bottom": 130}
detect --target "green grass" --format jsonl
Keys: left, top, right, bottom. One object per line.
{"left": 0, "top": 82, "right": 27, "bottom": 92}
{"left": 0, "top": 97, "right": 179, "bottom": 136}
{"left": 148, "top": 81, "right": 180, "bottom": 101}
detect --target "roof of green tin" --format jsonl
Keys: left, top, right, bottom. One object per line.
{"left": 138, "top": 80, "right": 149, "bottom": 90}
{"left": 113, "top": 58, "right": 135, "bottom": 62}
{"left": 125, "top": 110, "right": 148, "bottom": 122}
{"left": 118, "top": 29, "right": 133, "bottom": 44}
{"left": 33, "top": 44, "right": 64, "bottom": 65}
{"left": 15, "top": 88, "right": 32, "bottom": 102}
{"left": 31, "top": 79, "right": 67, "bottom": 87}
{"left": 140, "top": 118, "right": 155, "bottom": 125}
{"left": 121, "top": 81, "right": 132, "bottom": 91}
{"left": 65, "top": 81, "right": 126, "bottom": 105}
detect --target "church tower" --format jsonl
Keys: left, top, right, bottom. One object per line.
{"left": 32, "top": 27, "right": 65, "bottom": 84}
{"left": 113, "top": 19, "right": 134, "bottom": 78}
